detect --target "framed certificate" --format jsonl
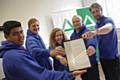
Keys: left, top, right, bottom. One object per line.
{"left": 64, "top": 38, "right": 91, "bottom": 71}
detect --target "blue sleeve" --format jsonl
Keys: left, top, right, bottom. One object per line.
{"left": 26, "top": 38, "right": 50, "bottom": 58}
{"left": 15, "top": 53, "right": 73, "bottom": 80}
{"left": 84, "top": 37, "right": 96, "bottom": 49}
{"left": 70, "top": 33, "right": 74, "bottom": 40}
{"left": 84, "top": 28, "right": 96, "bottom": 48}
{"left": 49, "top": 47, "right": 54, "bottom": 51}
{"left": 104, "top": 17, "right": 116, "bottom": 28}
{"left": 49, "top": 48, "right": 57, "bottom": 60}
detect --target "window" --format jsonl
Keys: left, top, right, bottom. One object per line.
{"left": 97, "top": 0, "right": 120, "bottom": 28}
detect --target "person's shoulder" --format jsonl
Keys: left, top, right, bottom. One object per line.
{"left": 70, "top": 30, "right": 76, "bottom": 36}
{"left": 27, "top": 35, "right": 34, "bottom": 39}
{"left": 70, "top": 32, "right": 75, "bottom": 39}
{"left": 26, "top": 35, "right": 37, "bottom": 42}
{"left": 3, "top": 49, "right": 26, "bottom": 61}
{"left": 82, "top": 26, "right": 90, "bottom": 32}
{"left": 104, "top": 16, "right": 113, "bottom": 22}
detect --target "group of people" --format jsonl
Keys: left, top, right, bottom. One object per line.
{"left": 0, "top": 3, "right": 120, "bottom": 80}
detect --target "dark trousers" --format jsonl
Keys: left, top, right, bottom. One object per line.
{"left": 100, "top": 57, "right": 120, "bottom": 80}
{"left": 81, "top": 63, "right": 100, "bottom": 80}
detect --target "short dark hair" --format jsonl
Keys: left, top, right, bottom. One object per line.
{"left": 90, "top": 3, "right": 102, "bottom": 11}
{"left": 3, "top": 21, "right": 21, "bottom": 35}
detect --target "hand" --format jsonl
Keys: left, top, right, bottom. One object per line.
{"left": 59, "top": 56, "right": 68, "bottom": 66}
{"left": 87, "top": 46, "right": 96, "bottom": 56}
{"left": 55, "top": 55, "right": 68, "bottom": 66}
{"left": 82, "top": 31, "right": 96, "bottom": 39}
{"left": 72, "top": 70, "right": 87, "bottom": 77}
{"left": 50, "top": 47, "right": 65, "bottom": 57}
{"left": 55, "top": 46, "right": 65, "bottom": 56}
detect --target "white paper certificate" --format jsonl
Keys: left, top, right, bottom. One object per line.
{"left": 64, "top": 38, "right": 91, "bottom": 71}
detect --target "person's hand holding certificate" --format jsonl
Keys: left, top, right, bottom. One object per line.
{"left": 64, "top": 38, "right": 91, "bottom": 71}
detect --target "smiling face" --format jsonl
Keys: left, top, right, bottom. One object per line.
{"left": 55, "top": 30, "right": 64, "bottom": 45}
{"left": 6, "top": 27, "right": 24, "bottom": 45}
{"left": 29, "top": 21, "right": 39, "bottom": 34}
{"left": 72, "top": 15, "right": 82, "bottom": 31}
{"left": 49, "top": 28, "right": 67, "bottom": 48}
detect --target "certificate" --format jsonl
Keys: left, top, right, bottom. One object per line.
{"left": 64, "top": 38, "right": 91, "bottom": 71}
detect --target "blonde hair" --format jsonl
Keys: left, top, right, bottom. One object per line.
{"left": 28, "top": 18, "right": 39, "bottom": 28}
{"left": 49, "top": 28, "right": 67, "bottom": 48}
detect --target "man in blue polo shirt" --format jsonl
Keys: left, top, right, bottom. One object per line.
{"left": 70, "top": 15, "right": 100, "bottom": 80}
{"left": 82, "top": 3, "right": 120, "bottom": 80}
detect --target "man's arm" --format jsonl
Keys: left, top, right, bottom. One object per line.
{"left": 96, "top": 23, "right": 112, "bottom": 35}
{"left": 26, "top": 39, "right": 65, "bottom": 58}
{"left": 15, "top": 53, "right": 86, "bottom": 80}
{"left": 82, "top": 23, "right": 113, "bottom": 39}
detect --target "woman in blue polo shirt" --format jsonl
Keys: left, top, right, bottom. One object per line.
{"left": 49, "top": 28, "right": 69, "bottom": 71}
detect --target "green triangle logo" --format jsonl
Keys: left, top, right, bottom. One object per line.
{"left": 84, "top": 15, "right": 95, "bottom": 30}
{"left": 62, "top": 19, "right": 74, "bottom": 32}
{"left": 84, "top": 15, "right": 96, "bottom": 28}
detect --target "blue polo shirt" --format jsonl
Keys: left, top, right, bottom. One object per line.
{"left": 70, "top": 26, "right": 97, "bottom": 64}
{"left": 96, "top": 16, "right": 119, "bottom": 59}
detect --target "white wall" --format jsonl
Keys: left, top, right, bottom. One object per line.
{"left": 0, "top": 0, "right": 82, "bottom": 45}
{"left": 97, "top": 0, "right": 120, "bottom": 28}
{"left": 82, "top": 0, "right": 96, "bottom": 7}
{"left": 0, "top": 32, "right": 5, "bottom": 44}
